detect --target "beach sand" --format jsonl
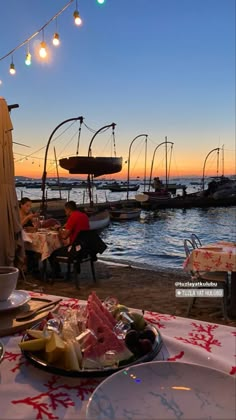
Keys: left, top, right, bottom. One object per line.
{"left": 18, "top": 259, "right": 236, "bottom": 327}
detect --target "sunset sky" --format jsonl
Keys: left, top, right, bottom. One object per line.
{"left": 0, "top": 0, "right": 235, "bottom": 180}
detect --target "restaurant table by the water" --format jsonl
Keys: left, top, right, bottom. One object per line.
{"left": 0, "top": 292, "right": 235, "bottom": 419}
{"left": 184, "top": 241, "right": 236, "bottom": 318}
{"left": 23, "top": 229, "right": 63, "bottom": 261}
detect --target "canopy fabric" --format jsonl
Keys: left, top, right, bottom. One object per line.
{"left": 0, "top": 97, "right": 25, "bottom": 267}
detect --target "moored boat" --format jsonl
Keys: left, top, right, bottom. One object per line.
{"left": 109, "top": 207, "right": 141, "bottom": 221}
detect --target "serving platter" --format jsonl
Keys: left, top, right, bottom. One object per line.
{"left": 21, "top": 323, "right": 162, "bottom": 377}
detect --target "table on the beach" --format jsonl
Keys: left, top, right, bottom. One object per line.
{"left": 0, "top": 292, "right": 235, "bottom": 419}
{"left": 184, "top": 241, "right": 236, "bottom": 318}
{"left": 23, "top": 229, "right": 63, "bottom": 261}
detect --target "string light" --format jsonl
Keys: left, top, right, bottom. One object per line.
{"left": 0, "top": 0, "right": 107, "bottom": 80}
{"left": 52, "top": 18, "right": 60, "bottom": 46}
{"left": 9, "top": 57, "right": 16, "bottom": 75}
{"left": 52, "top": 33, "right": 60, "bottom": 46}
{"left": 74, "top": 0, "right": 82, "bottom": 25}
{"left": 25, "top": 42, "right": 32, "bottom": 65}
{"left": 39, "top": 41, "right": 47, "bottom": 58}
{"left": 25, "top": 53, "right": 31, "bottom": 65}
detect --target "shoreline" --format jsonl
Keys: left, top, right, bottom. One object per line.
{"left": 18, "top": 260, "right": 235, "bottom": 328}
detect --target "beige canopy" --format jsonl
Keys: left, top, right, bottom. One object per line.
{"left": 0, "top": 97, "right": 25, "bottom": 267}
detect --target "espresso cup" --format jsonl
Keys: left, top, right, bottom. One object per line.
{"left": 0, "top": 266, "right": 19, "bottom": 301}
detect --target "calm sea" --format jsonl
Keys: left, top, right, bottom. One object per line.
{"left": 16, "top": 179, "right": 236, "bottom": 271}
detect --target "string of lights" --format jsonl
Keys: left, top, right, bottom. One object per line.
{"left": 0, "top": 0, "right": 106, "bottom": 78}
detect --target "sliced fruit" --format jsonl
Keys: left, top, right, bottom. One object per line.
{"left": 19, "top": 338, "right": 47, "bottom": 352}
{"left": 45, "top": 331, "right": 66, "bottom": 364}
{"left": 64, "top": 340, "right": 80, "bottom": 371}
{"left": 26, "top": 329, "right": 52, "bottom": 340}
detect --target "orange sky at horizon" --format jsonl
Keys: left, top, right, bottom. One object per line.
{"left": 14, "top": 156, "right": 235, "bottom": 180}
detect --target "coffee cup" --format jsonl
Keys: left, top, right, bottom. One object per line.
{"left": 0, "top": 266, "right": 19, "bottom": 301}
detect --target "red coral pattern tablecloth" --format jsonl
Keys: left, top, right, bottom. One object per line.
{"left": 184, "top": 241, "right": 236, "bottom": 272}
{"left": 24, "top": 231, "right": 63, "bottom": 261}
{"left": 0, "top": 292, "right": 235, "bottom": 419}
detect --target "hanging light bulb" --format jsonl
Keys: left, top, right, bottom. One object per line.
{"left": 74, "top": 1, "right": 82, "bottom": 25}
{"left": 97, "top": 0, "right": 105, "bottom": 4}
{"left": 52, "top": 32, "right": 60, "bottom": 46}
{"left": 39, "top": 41, "right": 47, "bottom": 58}
{"left": 25, "top": 52, "right": 32, "bottom": 66}
{"left": 74, "top": 10, "right": 82, "bottom": 25}
{"left": 9, "top": 58, "right": 16, "bottom": 75}
{"left": 0, "top": 79, "right": 2, "bottom": 85}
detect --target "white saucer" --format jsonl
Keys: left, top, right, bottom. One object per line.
{"left": 86, "top": 361, "right": 235, "bottom": 419}
{"left": 0, "top": 290, "right": 30, "bottom": 312}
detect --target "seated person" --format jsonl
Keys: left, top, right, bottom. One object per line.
{"left": 19, "top": 197, "right": 39, "bottom": 274}
{"left": 19, "top": 197, "right": 37, "bottom": 227}
{"left": 48, "top": 201, "right": 90, "bottom": 277}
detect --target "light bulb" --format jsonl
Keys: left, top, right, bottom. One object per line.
{"left": 53, "top": 32, "right": 60, "bottom": 46}
{"left": 0, "top": 80, "right": 2, "bottom": 85}
{"left": 74, "top": 10, "right": 82, "bottom": 25}
{"left": 9, "top": 63, "right": 16, "bottom": 75}
{"left": 25, "top": 52, "right": 31, "bottom": 66}
{"left": 39, "top": 41, "right": 47, "bottom": 58}
{"left": 97, "top": 0, "right": 105, "bottom": 4}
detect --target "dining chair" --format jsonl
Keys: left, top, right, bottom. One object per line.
{"left": 183, "top": 239, "right": 228, "bottom": 320}
{"left": 190, "top": 233, "right": 202, "bottom": 248}
{"left": 51, "top": 230, "right": 107, "bottom": 289}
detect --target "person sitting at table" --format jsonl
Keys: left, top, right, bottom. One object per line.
{"left": 19, "top": 197, "right": 39, "bottom": 275}
{"left": 19, "top": 197, "right": 37, "bottom": 227}
{"left": 48, "top": 201, "right": 90, "bottom": 278}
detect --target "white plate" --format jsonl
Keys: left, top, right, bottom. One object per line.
{"left": 0, "top": 290, "right": 30, "bottom": 312}
{"left": 86, "top": 361, "right": 235, "bottom": 419}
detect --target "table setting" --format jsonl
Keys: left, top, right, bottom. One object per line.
{"left": 0, "top": 265, "right": 235, "bottom": 419}
{"left": 183, "top": 240, "right": 236, "bottom": 318}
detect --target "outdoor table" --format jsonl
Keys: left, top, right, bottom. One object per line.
{"left": 23, "top": 229, "right": 63, "bottom": 261}
{"left": 0, "top": 292, "right": 235, "bottom": 419}
{"left": 184, "top": 241, "right": 236, "bottom": 318}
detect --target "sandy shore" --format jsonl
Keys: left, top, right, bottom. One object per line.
{"left": 18, "top": 258, "right": 236, "bottom": 327}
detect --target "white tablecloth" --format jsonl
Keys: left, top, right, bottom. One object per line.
{"left": 0, "top": 292, "right": 235, "bottom": 419}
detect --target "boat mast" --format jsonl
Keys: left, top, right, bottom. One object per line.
{"left": 53, "top": 147, "right": 62, "bottom": 200}
{"left": 126, "top": 134, "right": 148, "bottom": 200}
{"left": 148, "top": 140, "right": 174, "bottom": 191}
{"left": 165, "top": 136, "right": 168, "bottom": 188}
{"left": 202, "top": 147, "right": 220, "bottom": 191}
{"left": 222, "top": 145, "right": 224, "bottom": 176}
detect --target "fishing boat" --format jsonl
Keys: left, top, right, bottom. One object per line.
{"left": 109, "top": 207, "right": 141, "bottom": 221}
{"left": 87, "top": 209, "right": 110, "bottom": 230}
{"left": 109, "top": 182, "right": 140, "bottom": 192}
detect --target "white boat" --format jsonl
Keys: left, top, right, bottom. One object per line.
{"left": 88, "top": 209, "right": 110, "bottom": 230}
{"left": 109, "top": 207, "right": 141, "bottom": 221}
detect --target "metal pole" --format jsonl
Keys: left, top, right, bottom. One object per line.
{"left": 87, "top": 122, "right": 116, "bottom": 207}
{"left": 148, "top": 141, "right": 174, "bottom": 191}
{"left": 41, "top": 116, "right": 84, "bottom": 215}
{"left": 202, "top": 147, "right": 220, "bottom": 191}
{"left": 126, "top": 134, "right": 148, "bottom": 200}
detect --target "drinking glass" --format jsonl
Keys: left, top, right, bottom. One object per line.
{"left": 32, "top": 216, "right": 39, "bottom": 230}
{"left": 39, "top": 215, "right": 45, "bottom": 229}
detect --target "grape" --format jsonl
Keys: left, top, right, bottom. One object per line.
{"left": 139, "top": 328, "right": 156, "bottom": 344}
{"left": 138, "top": 338, "right": 153, "bottom": 355}
{"left": 125, "top": 329, "right": 140, "bottom": 352}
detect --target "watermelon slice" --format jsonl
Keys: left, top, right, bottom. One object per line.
{"left": 84, "top": 309, "right": 131, "bottom": 359}
{"left": 87, "top": 291, "right": 116, "bottom": 327}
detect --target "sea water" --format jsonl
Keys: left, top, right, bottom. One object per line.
{"left": 16, "top": 179, "right": 236, "bottom": 270}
